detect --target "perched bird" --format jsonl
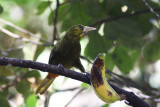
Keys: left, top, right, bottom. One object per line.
{"left": 35, "top": 25, "right": 96, "bottom": 94}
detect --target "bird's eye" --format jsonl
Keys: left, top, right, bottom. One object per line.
{"left": 78, "top": 25, "right": 83, "bottom": 30}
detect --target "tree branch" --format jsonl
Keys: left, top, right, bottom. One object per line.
{"left": 141, "top": 0, "right": 160, "bottom": 20}
{"left": 53, "top": 0, "right": 59, "bottom": 41}
{"left": 0, "top": 26, "right": 53, "bottom": 46}
{"left": 91, "top": 8, "right": 160, "bottom": 27}
{"left": 0, "top": 18, "right": 49, "bottom": 42}
{"left": 65, "top": 88, "right": 84, "bottom": 107}
{"left": 0, "top": 26, "right": 43, "bottom": 45}
{"left": 0, "top": 57, "right": 151, "bottom": 107}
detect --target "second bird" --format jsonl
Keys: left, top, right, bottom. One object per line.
{"left": 35, "top": 25, "right": 96, "bottom": 94}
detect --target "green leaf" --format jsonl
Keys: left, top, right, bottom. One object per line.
{"left": 48, "top": 11, "right": 54, "bottom": 25}
{"left": 123, "top": 0, "right": 159, "bottom": 11}
{"left": 36, "top": 1, "right": 51, "bottom": 15}
{"left": 105, "top": 53, "right": 115, "bottom": 70}
{"left": 26, "top": 94, "right": 37, "bottom": 107}
{"left": 15, "top": 80, "right": 31, "bottom": 97}
{"left": 85, "top": 33, "right": 113, "bottom": 59}
{"left": 27, "top": 70, "right": 40, "bottom": 78}
{"left": 0, "top": 4, "right": 3, "bottom": 14}
{"left": 144, "top": 34, "right": 160, "bottom": 62}
{"left": 131, "top": 14, "right": 153, "bottom": 35}
{"left": 0, "top": 89, "right": 8, "bottom": 97}
{"left": 101, "top": 104, "right": 109, "bottom": 107}
{"left": 104, "top": 19, "right": 143, "bottom": 49}
{"left": 57, "top": 3, "right": 71, "bottom": 22}
{"left": 61, "top": 0, "right": 103, "bottom": 31}
{"left": 81, "top": 83, "right": 89, "bottom": 89}
{"left": 33, "top": 45, "right": 45, "bottom": 61}
{"left": 0, "top": 93, "right": 10, "bottom": 107}
{"left": 48, "top": 3, "right": 70, "bottom": 25}
{"left": 103, "top": 0, "right": 123, "bottom": 16}
{"left": 111, "top": 45, "right": 139, "bottom": 74}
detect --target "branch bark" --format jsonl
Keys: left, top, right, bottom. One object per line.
{"left": 53, "top": 0, "right": 59, "bottom": 42}
{"left": 0, "top": 57, "right": 151, "bottom": 107}
{"left": 91, "top": 8, "right": 160, "bottom": 27}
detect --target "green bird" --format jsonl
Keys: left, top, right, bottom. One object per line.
{"left": 35, "top": 25, "right": 96, "bottom": 94}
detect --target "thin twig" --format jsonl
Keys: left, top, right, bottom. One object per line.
{"left": 65, "top": 88, "right": 84, "bottom": 107}
{"left": 55, "top": 87, "right": 79, "bottom": 92}
{"left": 132, "top": 88, "right": 160, "bottom": 103}
{"left": 0, "top": 18, "right": 49, "bottom": 42}
{"left": 52, "top": 0, "right": 59, "bottom": 42}
{"left": 60, "top": 0, "right": 70, "bottom": 6}
{"left": 141, "top": 0, "right": 160, "bottom": 20}
{"left": 0, "top": 45, "right": 27, "bottom": 52}
{"left": 0, "top": 26, "right": 43, "bottom": 45}
{"left": 44, "top": 87, "right": 80, "bottom": 107}
{"left": 44, "top": 93, "right": 52, "bottom": 107}
{"left": 0, "top": 26, "right": 52, "bottom": 46}
{"left": 0, "top": 45, "right": 23, "bottom": 56}
{"left": 80, "top": 55, "right": 93, "bottom": 64}
{"left": 107, "top": 70, "right": 160, "bottom": 97}
{"left": 91, "top": 8, "right": 160, "bottom": 27}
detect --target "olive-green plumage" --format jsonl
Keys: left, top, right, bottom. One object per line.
{"left": 35, "top": 25, "right": 96, "bottom": 94}
{"left": 48, "top": 25, "right": 85, "bottom": 72}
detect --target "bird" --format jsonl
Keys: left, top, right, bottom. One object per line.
{"left": 35, "top": 25, "right": 96, "bottom": 94}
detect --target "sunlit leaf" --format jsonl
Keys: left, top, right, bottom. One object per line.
{"left": 101, "top": 104, "right": 109, "bottom": 107}
{"left": 81, "top": 83, "right": 89, "bottom": 89}
{"left": 26, "top": 94, "right": 37, "bottom": 107}
{"left": 36, "top": 1, "right": 51, "bottom": 15}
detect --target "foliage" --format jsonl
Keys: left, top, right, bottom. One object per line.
{"left": 0, "top": 0, "right": 160, "bottom": 106}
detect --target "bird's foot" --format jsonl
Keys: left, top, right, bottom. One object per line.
{"left": 58, "top": 64, "right": 64, "bottom": 72}
{"left": 124, "top": 101, "right": 132, "bottom": 106}
{"left": 86, "top": 72, "right": 91, "bottom": 80}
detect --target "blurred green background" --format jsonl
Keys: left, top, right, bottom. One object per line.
{"left": 0, "top": 0, "right": 160, "bottom": 107}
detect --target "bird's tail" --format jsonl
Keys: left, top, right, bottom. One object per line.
{"left": 35, "top": 73, "right": 59, "bottom": 95}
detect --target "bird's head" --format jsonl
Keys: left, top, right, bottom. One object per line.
{"left": 65, "top": 25, "right": 96, "bottom": 41}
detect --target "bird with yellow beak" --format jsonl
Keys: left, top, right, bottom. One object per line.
{"left": 35, "top": 25, "right": 96, "bottom": 94}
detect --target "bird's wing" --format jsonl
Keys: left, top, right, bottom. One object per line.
{"left": 48, "top": 47, "right": 56, "bottom": 64}
{"left": 73, "top": 58, "right": 85, "bottom": 73}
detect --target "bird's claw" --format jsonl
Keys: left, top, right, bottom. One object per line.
{"left": 58, "top": 64, "right": 64, "bottom": 72}
{"left": 124, "top": 101, "right": 131, "bottom": 106}
{"left": 86, "top": 72, "right": 91, "bottom": 80}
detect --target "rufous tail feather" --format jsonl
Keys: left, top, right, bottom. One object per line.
{"left": 35, "top": 74, "right": 58, "bottom": 95}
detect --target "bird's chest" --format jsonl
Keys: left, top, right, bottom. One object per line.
{"left": 63, "top": 43, "right": 81, "bottom": 59}
{"left": 55, "top": 42, "right": 81, "bottom": 67}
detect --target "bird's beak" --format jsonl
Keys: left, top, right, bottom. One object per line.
{"left": 83, "top": 26, "right": 96, "bottom": 33}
